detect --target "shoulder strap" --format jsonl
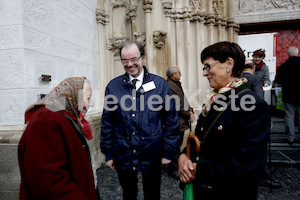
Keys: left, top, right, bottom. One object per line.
{"left": 201, "top": 89, "right": 251, "bottom": 144}
{"left": 60, "top": 111, "right": 92, "bottom": 164}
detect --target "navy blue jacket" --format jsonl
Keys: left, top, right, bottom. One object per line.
{"left": 100, "top": 67, "right": 180, "bottom": 171}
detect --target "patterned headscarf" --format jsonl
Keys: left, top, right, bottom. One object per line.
{"left": 25, "top": 77, "right": 93, "bottom": 140}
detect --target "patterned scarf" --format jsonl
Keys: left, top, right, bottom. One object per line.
{"left": 202, "top": 77, "right": 248, "bottom": 117}
{"left": 25, "top": 77, "right": 93, "bottom": 140}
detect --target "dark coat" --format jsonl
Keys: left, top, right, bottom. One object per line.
{"left": 18, "top": 107, "right": 96, "bottom": 200}
{"left": 100, "top": 67, "right": 180, "bottom": 171}
{"left": 167, "top": 78, "right": 193, "bottom": 132}
{"left": 191, "top": 84, "right": 270, "bottom": 200}
{"left": 241, "top": 72, "right": 263, "bottom": 100}
{"left": 275, "top": 56, "right": 300, "bottom": 105}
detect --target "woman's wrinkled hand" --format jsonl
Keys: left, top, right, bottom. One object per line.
{"left": 178, "top": 154, "right": 197, "bottom": 184}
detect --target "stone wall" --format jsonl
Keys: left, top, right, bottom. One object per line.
{"left": 232, "top": 0, "right": 300, "bottom": 24}
{"left": 0, "top": 126, "right": 23, "bottom": 200}
{"left": 86, "top": 111, "right": 105, "bottom": 185}
{"left": 0, "top": 0, "right": 100, "bottom": 126}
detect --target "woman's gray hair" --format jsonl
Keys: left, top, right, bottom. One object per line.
{"left": 287, "top": 46, "right": 299, "bottom": 57}
{"left": 166, "top": 66, "right": 178, "bottom": 78}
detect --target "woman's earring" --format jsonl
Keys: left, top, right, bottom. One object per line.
{"left": 227, "top": 70, "right": 230, "bottom": 73}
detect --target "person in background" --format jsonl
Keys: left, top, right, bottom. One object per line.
{"left": 241, "top": 59, "right": 256, "bottom": 92}
{"left": 178, "top": 42, "right": 271, "bottom": 200}
{"left": 166, "top": 66, "right": 195, "bottom": 180}
{"left": 18, "top": 77, "right": 98, "bottom": 200}
{"left": 252, "top": 49, "right": 271, "bottom": 99}
{"left": 242, "top": 59, "right": 267, "bottom": 99}
{"left": 100, "top": 41, "right": 180, "bottom": 200}
{"left": 275, "top": 46, "right": 300, "bottom": 144}
{"left": 242, "top": 60, "right": 282, "bottom": 189}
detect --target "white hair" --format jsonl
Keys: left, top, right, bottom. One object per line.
{"left": 166, "top": 66, "right": 178, "bottom": 78}
{"left": 287, "top": 46, "right": 299, "bottom": 57}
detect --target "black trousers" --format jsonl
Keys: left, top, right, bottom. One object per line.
{"left": 117, "top": 164, "right": 161, "bottom": 200}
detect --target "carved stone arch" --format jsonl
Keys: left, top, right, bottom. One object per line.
{"left": 104, "top": 0, "right": 130, "bottom": 11}
{"left": 105, "top": 0, "right": 132, "bottom": 47}
{"left": 101, "top": 0, "right": 133, "bottom": 79}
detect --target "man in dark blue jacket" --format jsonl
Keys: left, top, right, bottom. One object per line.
{"left": 100, "top": 41, "right": 180, "bottom": 200}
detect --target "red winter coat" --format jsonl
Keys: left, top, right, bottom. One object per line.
{"left": 18, "top": 107, "right": 96, "bottom": 200}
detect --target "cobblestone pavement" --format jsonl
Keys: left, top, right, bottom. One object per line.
{"left": 97, "top": 165, "right": 300, "bottom": 200}
{"left": 258, "top": 167, "right": 300, "bottom": 200}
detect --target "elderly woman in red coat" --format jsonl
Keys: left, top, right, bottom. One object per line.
{"left": 18, "top": 77, "right": 98, "bottom": 200}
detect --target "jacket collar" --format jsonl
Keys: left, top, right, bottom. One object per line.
{"left": 167, "top": 77, "right": 182, "bottom": 87}
{"left": 167, "top": 77, "right": 181, "bottom": 84}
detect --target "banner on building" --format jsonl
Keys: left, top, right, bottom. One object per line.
{"left": 238, "top": 33, "right": 277, "bottom": 82}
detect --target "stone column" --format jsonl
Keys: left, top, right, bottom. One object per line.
{"left": 162, "top": 1, "right": 173, "bottom": 66}
{"left": 206, "top": 13, "right": 215, "bottom": 45}
{"left": 96, "top": 9, "right": 109, "bottom": 100}
{"left": 196, "top": 15, "right": 206, "bottom": 110}
{"left": 227, "top": 18, "right": 234, "bottom": 42}
{"left": 143, "top": 0, "right": 153, "bottom": 69}
{"left": 184, "top": 18, "right": 191, "bottom": 91}
{"left": 126, "top": 5, "right": 138, "bottom": 40}
{"left": 227, "top": 18, "right": 239, "bottom": 42}
{"left": 216, "top": 15, "right": 225, "bottom": 41}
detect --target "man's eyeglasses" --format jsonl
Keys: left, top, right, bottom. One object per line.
{"left": 121, "top": 55, "right": 142, "bottom": 65}
{"left": 202, "top": 60, "right": 219, "bottom": 71}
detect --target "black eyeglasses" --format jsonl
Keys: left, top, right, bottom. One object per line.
{"left": 202, "top": 61, "right": 219, "bottom": 71}
{"left": 121, "top": 55, "right": 142, "bottom": 65}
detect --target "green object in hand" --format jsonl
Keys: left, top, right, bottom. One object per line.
{"left": 183, "top": 183, "right": 194, "bottom": 200}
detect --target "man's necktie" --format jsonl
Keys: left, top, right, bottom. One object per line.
{"left": 132, "top": 79, "right": 138, "bottom": 89}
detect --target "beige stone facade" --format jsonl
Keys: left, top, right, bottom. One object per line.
{"left": 96, "top": 0, "right": 239, "bottom": 115}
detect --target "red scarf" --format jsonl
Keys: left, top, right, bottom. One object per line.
{"left": 79, "top": 114, "right": 93, "bottom": 140}
{"left": 61, "top": 110, "right": 94, "bottom": 140}
{"left": 255, "top": 61, "right": 264, "bottom": 69}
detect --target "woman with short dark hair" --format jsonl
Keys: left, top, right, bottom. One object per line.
{"left": 178, "top": 42, "right": 271, "bottom": 200}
